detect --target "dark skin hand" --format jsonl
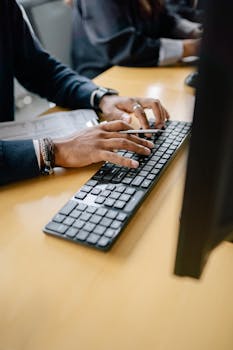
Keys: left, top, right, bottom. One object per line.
{"left": 54, "top": 120, "right": 154, "bottom": 169}
{"left": 99, "top": 95, "right": 170, "bottom": 130}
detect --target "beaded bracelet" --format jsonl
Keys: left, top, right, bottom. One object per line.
{"left": 39, "top": 137, "right": 55, "bottom": 175}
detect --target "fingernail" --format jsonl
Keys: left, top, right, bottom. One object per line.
{"left": 156, "top": 123, "right": 165, "bottom": 129}
{"left": 144, "top": 147, "right": 151, "bottom": 155}
{"left": 122, "top": 113, "right": 131, "bottom": 123}
{"left": 147, "top": 141, "right": 154, "bottom": 148}
{"left": 131, "top": 160, "right": 139, "bottom": 168}
{"left": 146, "top": 133, "right": 152, "bottom": 138}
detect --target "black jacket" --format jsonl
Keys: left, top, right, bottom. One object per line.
{"left": 0, "top": 0, "right": 98, "bottom": 185}
{"left": 71, "top": 0, "right": 177, "bottom": 78}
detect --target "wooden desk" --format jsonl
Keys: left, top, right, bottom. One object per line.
{"left": 0, "top": 67, "right": 233, "bottom": 350}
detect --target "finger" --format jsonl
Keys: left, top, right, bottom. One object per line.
{"left": 100, "top": 130, "right": 154, "bottom": 148}
{"left": 138, "top": 98, "right": 170, "bottom": 128}
{"left": 101, "top": 120, "right": 132, "bottom": 132}
{"left": 148, "top": 100, "right": 166, "bottom": 128}
{"left": 133, "top": 103, "right": 150, "bottom": 131}
{"left": 118, "top": 134, "right": 154, "bottom": 149}
{"left": 152, "top": 102, "right": 169, "bottom": 128}
{"left": 103, "top": 108, "right": 132, "bottom": 123}
{"left": 100, "top": 150, "right": 139, "bottom": 169}
{"left": 103, "top": 138, "right": 152, "bottom": 156}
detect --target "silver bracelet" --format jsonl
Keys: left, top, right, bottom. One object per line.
{"left": 39, "top": 138, "right": 55, "bottom": 175}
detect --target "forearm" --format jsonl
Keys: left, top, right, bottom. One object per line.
{"left": 16, "top": 45, "right": 98, "bottom": 109}
{"left": 158, "top": 37, "right": 200, "bottom": 66}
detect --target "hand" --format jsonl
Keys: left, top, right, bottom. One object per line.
{"left": 64, "top": 0, "right": 73, "bottom": 6}
{"left": 183, "top": 39, "right": 201, "bottom": 58}
{"left": 189, "top": 25, "right": 203, "bottom": 39}
{"left": 99, "top": 95, "right": 170, "bottom": 130}
{"left": 53, "top": 120, "right": 154, "bottom": 169}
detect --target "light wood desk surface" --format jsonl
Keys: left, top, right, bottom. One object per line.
{"left": 1, "top": 66, "right": 233, "bottom": 350}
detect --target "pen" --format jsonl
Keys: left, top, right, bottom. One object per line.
{"left": 119, "top": 129, "right": 165, "bottom": 134}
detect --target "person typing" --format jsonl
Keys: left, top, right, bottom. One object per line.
{"left": 0, "top": 0, "right": 168, "bottom": 185}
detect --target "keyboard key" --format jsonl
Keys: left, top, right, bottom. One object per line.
{"left": 79, "top": 212, "right": 91, "bottom": 222}
{"left": 114, "top": 200, "right": 126, "bottom": 209}
{"left": 46, "top": 222, "right": 68, "bottom": 234}
{"left": 96, "top": 208, "right": 108, "bottom": 216}
{"left": 53, "top": 213, "right": 66, "bottom": 223}
{"left": 109, "top": 192, "right": 121, "bottom": 200}
{"left": 141, "top": 179, "right": 152, "bottom": 188}
{"left": 83, "top": 222, "right": 95, "bottom": 232}
{"left": 106, "top": 210, "right": 118, "bottom": 219}
{"left": 117, "top": 213, "right": 128, "bottom": 221}
{"left": 86, "top": 206, "right": 97, "bottom": 214}
{"left": 111, "top": 220, "right": 122, "bottom": 229}
{"left": 77, "top": 203, "right": 87, "bottom": 211}
{"left": 90, "top": 214, "right": 102, "bottom": 224}
{"left": 93, "top": 225, "right": 106, "bottom": 235}
{"left": 104, "top": 228, "right": 116, "bottom": 238}
{"left": 70, "top": 209, "right": 82, "bottom": 219}
{"left": 101, "top": 218, "right": 113, "bottom": 227}
{"left": 59, "top": 200, "right": 77, "bottom": 215}
{"left": 66, "top": 227, "right": 78, "bottom": 238}
{"left": 104, "top": 198, "right": 115, "bottom": 207}
{"left": 95, "top": 196, "right": 105, "bottom": 204}
{"left": 91, "top": 188, "right": 101, "bottom": 196}
{"left": 63, "top": 217, "right": 75, "bottom": 226}
{"left": 98, "top": 236, "right": 111, "bottom": 247}
{"left": 87, "top": 234, "right": 100, "bottom": 245}
{"left": 73, "top": 220, "right": 85, "bottom": 229}
{"left": 76, "top": 231, "right": 89, "bottom": 241}
{"left": 131, "top": 176, "right": 144, "bottom": 187}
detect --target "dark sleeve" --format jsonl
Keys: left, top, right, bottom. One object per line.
{"left": 165, "top": 0, "right": 204, "bottom": 23}
{"left": 77, "top": 0, "right": 163, "bottom": 67}
{"left": 0, "top": 140, "right": 40, "bottom": 185}
{"left": 12, "top": 0, "right": 97, "bottom": 109}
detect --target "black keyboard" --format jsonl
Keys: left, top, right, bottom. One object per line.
{"left": 43, "top": 120, "right": 191, "bottom": 250}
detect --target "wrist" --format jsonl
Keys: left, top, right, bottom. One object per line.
{"left": 53, "top": 140, "right": 65, "bottom": 168}
{"left": 90, "top": 87, "right": 119, "bottom": 112}
{"left": 183, "top": 40, "right": 193, "bottom": 57}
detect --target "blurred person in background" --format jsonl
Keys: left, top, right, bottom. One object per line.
{"left": 67, "top": 0, "right": 202, "bottom": 78}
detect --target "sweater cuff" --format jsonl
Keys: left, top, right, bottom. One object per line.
{"left": 0, "top": 139, "right": 40, "bottom": 185}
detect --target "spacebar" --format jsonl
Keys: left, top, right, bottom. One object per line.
{"left": 124, "top": 190, "right": 144, "bottom": 212}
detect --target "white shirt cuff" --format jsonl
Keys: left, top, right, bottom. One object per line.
{"left": 33, "top": 139, "right": 41, "bottom": 169}
{"left": 158, "top": 38, "right": 183, "bottom": 66}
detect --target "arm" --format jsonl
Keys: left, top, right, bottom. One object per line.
{"left": 12, "top": 1, "right": 97, "bottom": 109}
{"left": 0, "top": 121, "right": 154, "bottom": 186}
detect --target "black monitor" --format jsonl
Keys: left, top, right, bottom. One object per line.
{"left": 174, "top": 0, "right": 233, "bottom": 278}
